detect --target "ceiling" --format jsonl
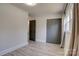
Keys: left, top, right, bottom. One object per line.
{"left": 11, "top": 3, "right": 66, "bottom": 17}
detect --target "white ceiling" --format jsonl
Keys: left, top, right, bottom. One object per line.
{"left": 11, "top": 3, "right": 66, "bottom": 17}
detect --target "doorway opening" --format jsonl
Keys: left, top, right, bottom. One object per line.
{"left": 29, "top": 20, "right": 36, "bottom": 41}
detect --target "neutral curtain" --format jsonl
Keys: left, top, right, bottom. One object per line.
{"left": 72, "top": 3, "right": 78, "bottom": 56}
{"left": 64, "top": 3, "right": 78, "bottom": 56}
{"left": 65, "top": 3, "right": 78, "bottom": 56}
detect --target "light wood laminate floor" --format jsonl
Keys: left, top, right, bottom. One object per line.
{"left": 3, "top": 41, "right": 64, "bottom": 56}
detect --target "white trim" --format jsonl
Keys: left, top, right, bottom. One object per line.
{"left": 0, "top": 42, "right": 28, "bottom": 56}
{"left": 36, "top": 39, "right": 46, "bottom": 43}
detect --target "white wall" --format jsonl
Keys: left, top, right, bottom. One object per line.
{"left": 0, "top": 4, "right": 28, "bottom": 55}
{"left": 34, "top": 14, "right": 62, "bottom": 43}
{"left": 36, "top": 17, "right": 47, "bottom": 42}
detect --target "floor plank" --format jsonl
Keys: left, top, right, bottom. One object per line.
{"left": 3, "top": 41, "right": 64, "bottom": 56}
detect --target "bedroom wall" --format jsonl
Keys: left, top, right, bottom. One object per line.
{"left": 0, "top": 4, "right": 28, "bottom": 55}
{"left": 34, "top": 14, "right": 62, "bottom": 43}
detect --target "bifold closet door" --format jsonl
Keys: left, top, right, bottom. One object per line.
{"left": 47, "top": 19, "right": 61, "bottom": 44}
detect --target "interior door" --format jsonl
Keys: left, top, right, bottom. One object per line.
{"left": 29, "top": 20, "right": 36, "bottom": 41}
{"left": 47, "top": 19, "right": 61, "bottom": 44}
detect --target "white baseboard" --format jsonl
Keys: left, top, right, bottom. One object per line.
{"left": 0, "top": 42, "right": 28, "bottom": 56}
{"left": 36, "top": 39, "right": 46, "bottom": 43}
